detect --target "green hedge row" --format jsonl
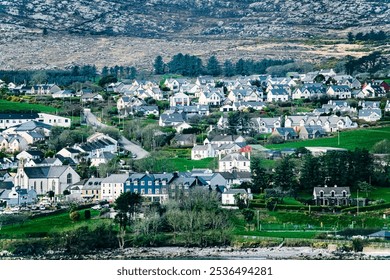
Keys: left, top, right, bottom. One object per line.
{"left": 341, "top": 202, "right": 390, "bottom": 213}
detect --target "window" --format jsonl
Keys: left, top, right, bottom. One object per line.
{"left": 134, "top": 181, "right": 138, "bottom": 186}
{"left": 155, "top": 189, "right": 159, "bottom": 194}
{"left": 141, "top": 189, "right": 145, "bottom": 195}
{"left": 148, "top": 181, "right": 152, "bottom": 186}
{"left": 141, "top": 181, "right": 145, "bottom": 186}
{"left": 331, "top": 191, "right": 335, "bottom": 198}
{"left": 320, "top": 191, "right": 324, "bottom": 198}
{"left": 342, "top": 191, "right": 346, "bottom": 197}
{"left": 148, "top": 188, "right": 153, "bottom": 194}
{"left": 67, "top": 173, "right": 72, "bottom": 184}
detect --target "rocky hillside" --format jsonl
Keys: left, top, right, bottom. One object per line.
{"left": 1, "top": 0, "right": 390, "bottom": 39}
{"left": 1, "top": 0, "right": 389, "bottom": 71}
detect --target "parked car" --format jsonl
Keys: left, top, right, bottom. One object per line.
{"left": 92, "top": 204, "right": 102, "bottom": 210}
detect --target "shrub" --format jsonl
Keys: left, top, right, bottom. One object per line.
{"left": 352, "top": 238, "right": 367, "bottom": 252}
{"left": 69, "top": 211, "right": 80, "bottom": 222}
{"left": 84, "top": 210, "right": 91, "bottom": 220}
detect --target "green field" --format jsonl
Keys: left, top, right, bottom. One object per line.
{"left": 266, "top": 126, "right": 390, "bottom": 151}
{"left": 170, "top": 157, "right": 217, "bottom": 171}
{"left": 0, "top": 99, "right": 57, "bottom": 113}
{"left": 0, "top": 209, "right": 103, "bottom": 238}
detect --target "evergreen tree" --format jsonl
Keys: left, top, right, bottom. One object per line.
{"left": 299, "top": 154, "right": 324, "bottom": 191}
{"left": 273, "top": 156, "right": 296, "bottom": 192}
{"left": 206, "top": 56, "right": 222, "bottom": 76}
{"left": 223, "top": 60, "right": 235, "bottom": 77}
{"left": 154, "top": 55, "right": 165, "bottom": 75}
{"left": 250, "top": 156, "right": 268, "bottom": 193}
{"left": 347, "top": 32, "right": 354, "bottom": 43}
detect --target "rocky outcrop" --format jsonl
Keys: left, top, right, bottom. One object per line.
{"left": 1, "top": 0, "right": 389, "bottom": 39}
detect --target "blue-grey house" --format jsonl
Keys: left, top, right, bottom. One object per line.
{"left": 124, "top": 173, "right": 175, "bottom": 203}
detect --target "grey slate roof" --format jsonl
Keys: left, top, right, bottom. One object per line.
{"left": 0, "top": 113, "right": 39, "bottom": 120}
{"left": 23, "top": 166, "right": 72, "bottom": 178}
{"left": 14, "top": 121, "right": 52, "bottom": 131}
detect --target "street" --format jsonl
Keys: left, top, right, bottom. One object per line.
{"left": 83, "top": 108, "right": 150, "bottom": 160}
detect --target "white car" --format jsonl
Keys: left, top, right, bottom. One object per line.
{"left": 91, "top": 205, "right": 102, "bottom": 210}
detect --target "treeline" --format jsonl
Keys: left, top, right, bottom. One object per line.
{"left": 0, "top": 64, "right": 138, "bottom": 87}
{"left": 154, "top": 54, "right": 293, "bottom": 77}
{"left": 344, "top": 51, "right": 389, "bottom": 75}
{"left": 348, "top": 30, "right": 388, "bottom": 42}
{"left": 0, "top": 65, "right": 98, "bottom": 86}
{"left": 251, "top": 148, "right": 388, "bottom": 195}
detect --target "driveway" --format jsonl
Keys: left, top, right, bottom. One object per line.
{"left": 83, "top": 108, "right": 149, "bottom": 160}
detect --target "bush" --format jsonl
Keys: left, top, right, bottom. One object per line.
{"left": 69, "top": 211, "right": 80, "bottom": 222}
{"left": 352, "top": 238, "right": 367, "bottom": 252}
{"left": 84, "top": 210, "right": 91, "bottom": 220}
{"left": 7, "top": 239, "right": 52, "bottom": 256}
{"left": 62, "top": 225, "right": 118, "bottom": 254}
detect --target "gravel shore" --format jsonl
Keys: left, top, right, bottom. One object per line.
{"left": 2, "top": 246, "right": 389, "bottom": 260}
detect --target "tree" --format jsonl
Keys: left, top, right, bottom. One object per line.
{"left": 347, "top": 32, "right": 354, "bottom": 43}
{"left": 273, "top": 156, "right": 297, "bottom": 192}
{"left": 153, "top": 55, "right": 165, "bottom": 75}
{"left": 31, "top": 71, "right": 48, "bottom": 84}
{"left": 206, "top": 56, "right": 222, "bottom": 76}
{"left": 114, "top": 192, "right": 142, "bottom": 249}
{"left": 357, "top": 181, "right": 375, "bottom": 198}
{"left": 242, "top": 209, "right": 255, "bottom": 231}
{"left": 98, "top": 75, "right": 117, "bottom": 88}
{"left": 250, "top": 156, "right": 268, "bottom": 193}
{"left": 371, "top": 139, "right": 390, "bottom": 154}
{"left": 223, "top": 60, "right": 235, "bottom": 77}
{"left": 299, "top": 154, "right": 324, "bottom": 191}
{"left": 47, "top": 190, "right": 55, "bottom": 202}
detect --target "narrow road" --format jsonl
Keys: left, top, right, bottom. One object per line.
{"left": 83, "top": 108, "right": 150, "bottom": 160}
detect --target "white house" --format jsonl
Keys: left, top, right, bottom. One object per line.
{"left": 221, "top": 189, "right": 251, "bottom": 206}
{"left": 218, "top": 153, "right": 250, "bottom": 173}
{"left": 326, "top": 85, "right": 351, "bottom": 99}
{"left": 267, "top": 88, "right": 289, "bottom": 102}
{"left": 198, "top": 89, "right": 224, "bottom": 106}
{"left": 191, "top": 144, "right": 216, "bottom": 160}
{"left": 169, "top": 92, "right": 191, "bottom": 107}
{"left": 358, "top": 109, "right": 382, "bottom": 122}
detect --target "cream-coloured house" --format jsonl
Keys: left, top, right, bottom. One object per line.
{"left": 100, "top": 174, "right": 129, "bottom": 202}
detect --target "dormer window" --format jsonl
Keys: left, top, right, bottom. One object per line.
{"left": 331, "top": 191, "right": 335, "bottom": 197}
{"left": 320, "top": 191, "right": 324, "bottom": 198}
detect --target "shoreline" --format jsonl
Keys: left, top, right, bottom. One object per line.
{"left": 2, "top": 246, "right": 390, "bottom": 260}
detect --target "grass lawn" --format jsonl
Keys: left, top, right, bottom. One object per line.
{"left": 366, "top": 187, "right": 390, "bottom": 202}
{"left": 0, "top": 99, "right": 58, "bottom": 114}
{"left": 265, "top": 126, "right": 390, "bottom": 151}
{"left": 0, "top": 209, "right": 105, "bottom": 239}
{"left": 170, "top": 157, "right": 217, "bottom": 171}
